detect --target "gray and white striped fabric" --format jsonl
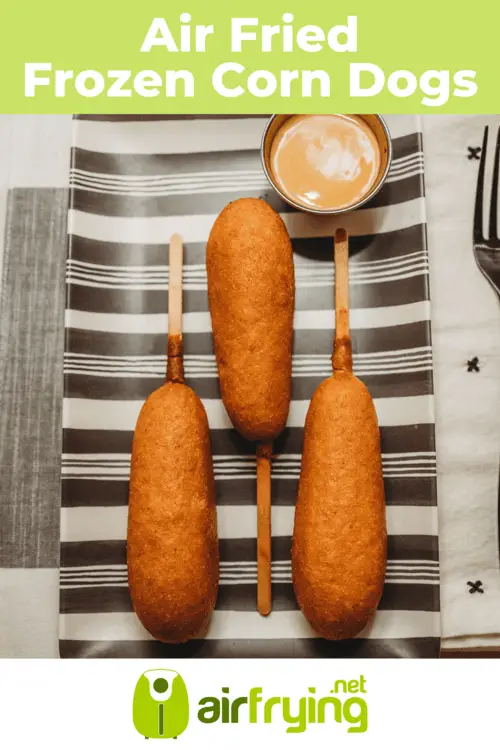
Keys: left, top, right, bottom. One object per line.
{"left": 60, "top": 115, "right": 440, "bottom": 658}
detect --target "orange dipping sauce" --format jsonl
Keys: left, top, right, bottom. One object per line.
{"left": 269, "top": 114, "right": 381, "bottom": 211}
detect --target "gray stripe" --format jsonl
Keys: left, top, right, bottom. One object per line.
{"left": 69, "top": 173, "right": 423, "bottom": 218}
{"left": 0, "top": 188, "right": 67, "bottom": 568}
{"left": 62, "top": 368, "right": 432, "bottom": 403}
{"left": 68, "top": 224, "right": 426, "bottom": 267}
{"left": 60, "top": 580, "right": 439, "bottom": 615}
{"left": 62, "top": 423, "right": 436, "bottom": 458}
{"left": 71, "top": 133, "right": 421, "bottom": 178}
{"left": 64, "top": 321, "right": 431, "bottom": 359}
{"left": 61, "top": 474, "right": 437, "bottom": 509}
{"left": 65, "top": 269, "right": 428, "bottom": 314}
{"left": 60, "top": 535, "right": 439, "bottom": 568}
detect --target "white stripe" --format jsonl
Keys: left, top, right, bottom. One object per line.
{"left": 382, "top": 451, "right": 436, "bottom": 461}
{"left": 389, "top": 158, "right": 424, "bottom": 175}
{"left": 60, "top": 581, "right": 126, "bottom": 586}
{"left": 62, "top": 471, "right": 437, "bottom": 480}
{"left": 322, "top": 268, "right": 428, "bottom": 287}
{"left": 380, "top": 579, "right": 437, "bottom": 586}
{"left": 62, "top": 364, "right": 432, "bottom": 380}
{"left": 382, "top": 473, "right": 436, "bottom": 478}
{"left": 66, "top": 261, "right": 429, "bottom": 288}
{"left": 62, "top": 450, "right": 435, "bottom": 462}
{"left": 64, "top": 299, "right": 431, "bottom": 335}
{"left": 69, "top": 181, "right": 270, "bottom": 199}
{"left": 62, "top": 473, "right": 437, "bottom": 481}
{"left": 68, "top": 197, "right": 425, "bottom": 244}
{"left": 386, "top": 166, "right": 424, "bottom": 183}
{"left": 68, "top": 169, "right": 423, "bottom": 199}
{"left": 60, "top": 504, "right": 438, "bottom": 543}
{"left": 62, "top": 393, "right": 433, "bottom": 432}
{"left": 348, "top": 251, "right": 426, "bottom": 270}
{"left": 66, "top": 268, "right": 428, "bottom": 291}
{"left": 62, "top": 358, "right": 432, "bottom": 372}
{"left": 383, "top": 459, "right": 436, "bottom": 466}
{"left": 58, "top": 580, "right": 437, "bottom": 589}
{"left": 385, "top": 571, "right": 439, "bottom": 578}
{"left": 70, "top": 153, "right": 421, "bottom": 186}
{"left": 61, "top": 466, "right": 434, "bottom": 475}
{"left": 61, "top": 559, "right": 437, "bottom": 573}
{"left": 389, "top": 151, "right": 424, "bottom": 168}
{"left": 69, "top": 175, "right": 268, "bottom": 190}
{"left": 298, "top": 258, "right": 428, "bottom": 276}
{"left": 62, "top": 467, "right": 129, "bottom": 477}
{"left": 389, "top": 153, "right": 424, "bottom": 167}
{"left": 67, "top": 260, "right": 208, "bottom": 273}
{"left": 66, "top": 258, "right": 429, "bottom": 281}
{"left": 385, "top": 168, "right": 424, "bottom": 185}
{"left": 59, "top": 578, "right": 438, "bottom": 589}
{"left": 73, "top": 115, "right": 418, "bottom": 156}
{"left": 62, "top": 453, "right": 435, "bottom": 467}
{"left": 73, "top": 118, "right": 270, "bottom": 155}
{"left": 61, "top": 564, "right": 126, "bottom": 571}
{"left": 389, "top": 563, "right": 438, "bottom": 569}
{"left": 64, "top": 349, "right": 432, "bottom": 367}
{"left": 60, "top": 571, "right": 438, "bottom": 581}
{"left": 69, "top": 173, "right": 424, "bottom": 198}
{"left": 59, "top": 608, "right": 439, "bottom": 641}
{"left": 70, "top": 167, "right": 265, "bottom": 183}
{"left": 67, "top": 251, "right": 427, "bottom": 274}
{"left": 60, "top": 583, "right": 130, "bottom": 590}
{"left": 68, "top": 169, "right": 422, "bottom": 197}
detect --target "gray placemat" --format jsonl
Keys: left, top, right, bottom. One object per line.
{"left": 0, "top": 188, "right": 67, "bottom": 568}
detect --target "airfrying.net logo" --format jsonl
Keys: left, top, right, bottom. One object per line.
{"left": 133, "top": 670, "right": 368, "bottom": 737}
{"left": 133, "top": 670, "right": 189, "bottom": 739}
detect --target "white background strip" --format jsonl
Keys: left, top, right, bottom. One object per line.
{"left": 60, "top": 504, "right": 438, "bottom": 543}
{"left": 64, "top": 300, "right": 431, "bottom": 334}
{"left": 68, "top": 197, "right": 425, "bottom": 244}
{"left": 60, "top": 608, "right": 439, "bottom": 641}
{"left": 62, "top": 394, "right": 434, "bottom": 431}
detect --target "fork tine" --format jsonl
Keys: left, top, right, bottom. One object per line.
{"left": 489, "top": 127, "right": 500, "bottom": 241}
{"left": 474, "top": 126, "right": 489, "bottom": 243}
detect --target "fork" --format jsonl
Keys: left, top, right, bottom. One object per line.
{"left": 474, "top": 125, "right": 500, "bottom": 559}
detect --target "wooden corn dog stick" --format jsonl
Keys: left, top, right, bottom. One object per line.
{"left": 333, "top": 228, "right": 353, "bottom": 374}
{"left": 257, "top": 441, "right": 273, "bottom": 616}
{"left": 167, "top": 233, "right": 184, "bottom": 383}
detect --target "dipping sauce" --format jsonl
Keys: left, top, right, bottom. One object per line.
{"left": 269, "top": 114, "right": 381, "bottom": 211}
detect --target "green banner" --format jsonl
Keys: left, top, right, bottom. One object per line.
{"left": 1, "top": 0, "right": 498, "bottom": 113}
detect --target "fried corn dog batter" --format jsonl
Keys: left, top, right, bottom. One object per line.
{"left": 128, "top": 382, "right": 219, "bottom": 643}
{"left": 206, "top": 198, "right": 294, "bottom": 442}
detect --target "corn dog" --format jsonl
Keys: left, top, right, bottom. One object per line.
{"left": 206, "top": 198, "right": 294, "bottom": 442}
{"left": 292, "top": 228, "right": 387, "bottom": 640}
{"left": 207, "top": 198, "right": 295, "bottom": 615}
{"left": 127, "top": 234, "right": 219, "bottom": 643}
